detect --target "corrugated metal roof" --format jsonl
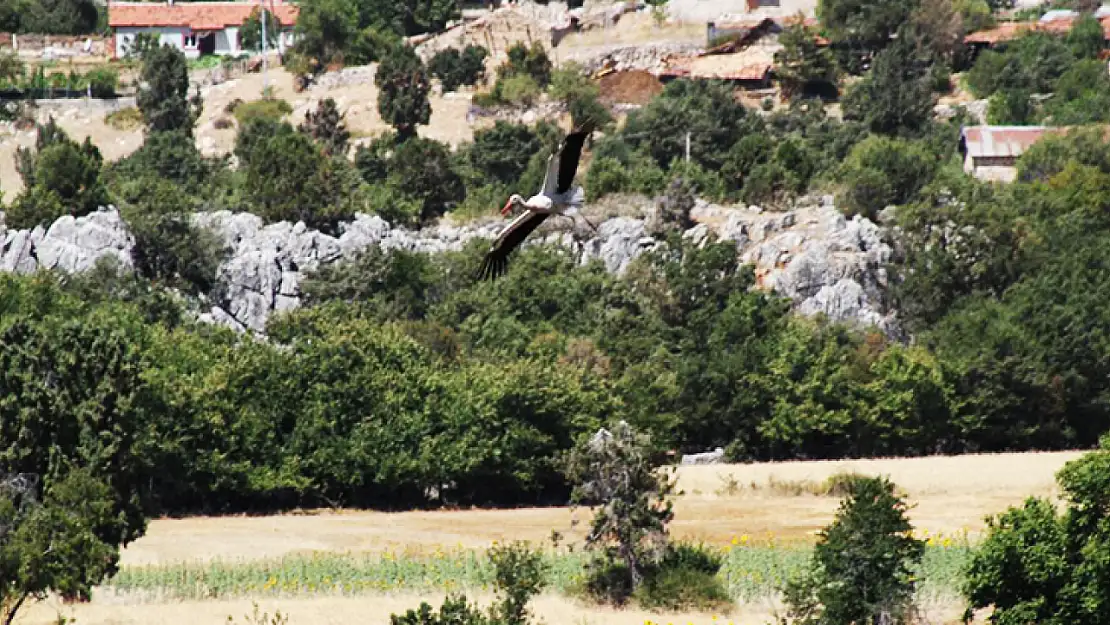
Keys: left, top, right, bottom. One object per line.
{"left": 663, "top": 47, "right": 777, "bottom": 81}
{"left": 960, "top": 125, "right": 1066, "bottom": 158}
{"left": 108, "top": 1, "right": 298, "bottom": 29}
{"left": 966, "top": 16, "right": 1110, "bottom": 43}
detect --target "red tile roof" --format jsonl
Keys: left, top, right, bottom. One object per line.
{"left": 108, "top": 1, "right": 298, "bottom": 30}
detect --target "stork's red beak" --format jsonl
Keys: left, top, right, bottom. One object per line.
{"left": 501, "top": 198, "right": 513, "bottom": 216}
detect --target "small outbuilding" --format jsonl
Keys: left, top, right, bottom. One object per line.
{"left": 958, "top": 125, "right": 1066, "bottom": 182}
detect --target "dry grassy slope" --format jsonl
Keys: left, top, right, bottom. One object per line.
{"left": 115, "top": 450, "right": 1082, "bottom": 568}
{"left": 0, "top": 11, "right": 706, "bottom": 203}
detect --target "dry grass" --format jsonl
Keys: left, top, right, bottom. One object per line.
{"left": 15, "top": 591, "right": 786, "bottom": 625}
{"left": 118, "top": 451, "right": 1080, "bottom": 568}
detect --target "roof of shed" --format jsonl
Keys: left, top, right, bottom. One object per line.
{"left": 108, "top": 1, "right": 298, "bottom": 30}
{"left": 960, "top": 125, "right": 1066, "bottom": 158}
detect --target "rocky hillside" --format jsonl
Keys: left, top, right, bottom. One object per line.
{"left": 0, "top": 200, "right": 898, "bottom": 337}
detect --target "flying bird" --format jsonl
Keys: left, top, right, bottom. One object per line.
{"left": 477, "top": 126, "right": 596, "bottom": 281}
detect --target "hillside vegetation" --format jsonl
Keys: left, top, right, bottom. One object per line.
{"left": 6, "top": 0, "right": 1110, "bottom": 623}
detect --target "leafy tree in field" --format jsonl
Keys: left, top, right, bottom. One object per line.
{"left": 782, "top": 476, "right": 925, "bottom": 625}
{"left": 464, "top": 121, "right": 543, "bottom": 188}
{"left": 566, "top": 421, "right": 676, "bottom": 595}
{"left": 242, "top": 120, "right": 365, "bottom": 232}
{"left": 0, "top": 311, "right": 149, "bottom": 558}
{"left": 137, "top": 44, "right": 201, "bottom": 135}
{"left": 0, "top": 468, "right": 119, "bottom": 625}
{"left": 356, "top": 0, "right": 459, "bottom": 36}
{"left": 298, "top": 97, "right": 350, "bottom": 156}
{"left": 375, "top": 43, "right": 431, "bottom": 140}
{"left": 962, "top": 436, "right": 1110, "bottom": 624}
{"left": 240, "top": 7, "right": 280, "bottom": 53}
{"left": 497, "top": 41, "right": 553, "bottom": 88}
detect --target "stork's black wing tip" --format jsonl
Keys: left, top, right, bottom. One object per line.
{"left": 476, "top": 252, "right": 508, "bottom": 282}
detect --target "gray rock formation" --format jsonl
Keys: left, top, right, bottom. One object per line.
{"left": 0, "top": 207, "right": 134, "bottom": 275}
{"left": 0, "top": 199, "right": 899, "bottom": 337}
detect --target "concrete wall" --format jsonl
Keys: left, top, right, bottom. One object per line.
{"left": 667, "top": 0, "right": 818, "bottom": 22}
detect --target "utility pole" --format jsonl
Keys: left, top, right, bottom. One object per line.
{"left": 685, "top": 131, "right": 691, "bottom": 163}
{"left": 260, "top": 0, "right": 269, "bottom": 95}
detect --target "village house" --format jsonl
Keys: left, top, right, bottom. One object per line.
{"left": 958, "top": 125, "right": 1068, "bottom": 182}
{"left": 107, "top": 0, "right": 299, "bottom": 60}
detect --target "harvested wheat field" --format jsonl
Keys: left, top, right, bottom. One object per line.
{"left": 18, "top": 591, "right": 882, "bottom": 625}
{"left": 12, "top": 451, "right": 1083, "bottom": 625}
{"left": 116, "top": 450, "right": 1080, "bottom": 567}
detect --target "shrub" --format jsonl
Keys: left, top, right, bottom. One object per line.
{"left": 429, "top": 45, "right": 489, "bottom": 92}
{"left": 634, "top": 542, "right": 731, "bottom": 612}
{"left": 498, "top": 73, "right": 541, "bottom": 106}
{"left": 233, "top": 98, "right": 292, "bottom": 126}
{"left": 85, "top": 67, "right": 118, "bottom": 98}
{"left": 105, "top": 107, "right": 143, "bottom": 130}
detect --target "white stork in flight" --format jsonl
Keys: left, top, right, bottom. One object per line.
{"left": 477, "top": 126, "right": 596, "bottom": 281}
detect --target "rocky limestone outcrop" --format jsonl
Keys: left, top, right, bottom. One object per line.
{"left": 0, "top": 199, "right": 898, "bottom": 337}
{"left": 0, "top": 207, "right": 134, "bottom": 275}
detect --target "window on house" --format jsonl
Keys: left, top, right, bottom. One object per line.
{"left": 184, "top": 33, "right": 197, "bottom": 48}
{"left": 759, "top": 0, "right": 781, "bottom": 6}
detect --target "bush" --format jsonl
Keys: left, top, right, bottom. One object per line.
{"left": 836, "top": 135, "right": 938, "bottom": 219}
{"left": 233, "top": 98, "right": 292, "bottom": 126}
{"left": 105, "top": 107, "right": 143, "bottom": 130}
{"left": 498, "top": 73, "right": 541, "bottom": 106}
{"left": 634, "top": 542, "right": 731, "bottom": 612}
{"left": 85, "top": 66, "right": 118, "bottom": 98}
{"left": 429, "top": 44, "right": 489, "bottom": 92}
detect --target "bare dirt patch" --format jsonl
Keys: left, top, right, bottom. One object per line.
{"left": 598, "top": 70, "right": 663, "bottom": 105}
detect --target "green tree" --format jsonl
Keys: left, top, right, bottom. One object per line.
{"left": 375, "top": 43, "right": 431, "bottom": 140}
{"left": 298, "top": 97, "right": 350, "bottom": 156}
{"left": 816, "top": 0, "right": 919, "bottom": 72}
{"left": 782, "top": 476, "right": 925, "bottom": 625}
{"left": 291, "top": 0, "right": 359, "bottom": 67}
{"left": 0, "top": 468, "right": 120, "bottom": 625}
{"left": 565, "top": 421, "right": 676, "bottom": 596}
{"left": 774, "top": 17, "right": 838, "bottom": 98}
{"left": 240, "top": 7, "right": 280, "bottom": 53}
{"left": 962, "top": 435, "right": 1110, "bottom": 625}
{"left": 137, "top": 43, "right": 201, "bottom": 135}
{"left": 841, "top": 36, "right": 936, "bottom": 136}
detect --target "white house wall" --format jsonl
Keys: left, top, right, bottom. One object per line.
{"left": 215, "top": 27, "right": 239, "bottom": 55}
{"left": 115, "top": 25, "right": 189, "bottom": 58}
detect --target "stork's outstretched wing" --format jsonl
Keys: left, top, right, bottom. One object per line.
{"left": 540, "top": 124, "right": 595, "bottom": 197}
{"left": 477, "top": 210, "right": 550, "bottom": 281}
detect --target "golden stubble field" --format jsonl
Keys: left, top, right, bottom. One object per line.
{"left": 16, "top": 450, "right": 1085, "bottom": 625}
